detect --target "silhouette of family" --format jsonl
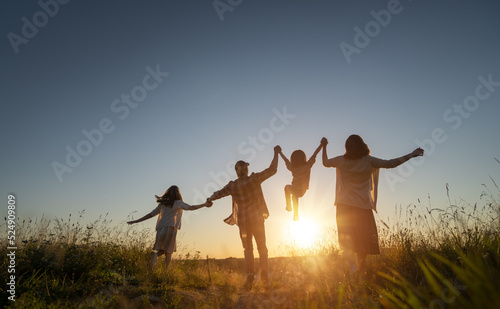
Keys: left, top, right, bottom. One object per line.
{"left": 128, "top": 135, "right": 424, "bottom": 289}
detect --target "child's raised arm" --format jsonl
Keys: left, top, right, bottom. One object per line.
{"left": 310, "top": 142, "right": 323, "bottom": 160}
{"left": 278, "top": 149, "right": 291, "bottom": 168}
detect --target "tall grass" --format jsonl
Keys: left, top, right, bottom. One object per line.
{"left": 376, "top": 179, "right": 500, "bottom": 309}
{"left": 1, "top": 170, "right": 499, "bottom": 308}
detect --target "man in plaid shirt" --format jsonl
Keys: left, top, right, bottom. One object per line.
{"left": 208, "top": 145, "right": 281, "bottom": 289}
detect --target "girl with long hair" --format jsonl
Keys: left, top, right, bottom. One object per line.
{"left": 127, "top": 185, "right": 212, "bottom": 270}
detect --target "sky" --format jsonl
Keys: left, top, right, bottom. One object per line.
{"left": 1, "top": 0, "right": 499, "bottom": 258}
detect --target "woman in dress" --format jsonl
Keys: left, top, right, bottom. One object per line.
{"left": 321, "top": 135, "right": 423, "bottom": 275}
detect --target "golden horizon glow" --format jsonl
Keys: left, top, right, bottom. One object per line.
{"left": 286, "top": 216, "right": 320, "bottom": 249}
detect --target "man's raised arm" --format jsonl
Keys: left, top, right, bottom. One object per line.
{"left": 207, "top": 184, "right": 231, "bottom": 203}
{"left": 321, "top": 137, "right": 330, "bottom": 167}
{"left": 252, "top": 146, "right": 281, "bottom": 182}
{"left": 270, "top": 145, "right": 281, "bottom": 172}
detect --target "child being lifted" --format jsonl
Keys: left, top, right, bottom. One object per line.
{"left": 279, "top": 141, "right": 323, "bottom": 221}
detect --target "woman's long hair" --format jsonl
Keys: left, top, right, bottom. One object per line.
{"left": 290, "top": 150, "right": 307, "bottom": 168}
{"left": 155, "top": 185, "right": 183, "bottom": 207}
{"left": 344, "top": 134, "right": 370, "bottom": 160}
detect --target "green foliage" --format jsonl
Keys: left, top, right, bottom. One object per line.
{"left": 378, "top": 248, "right": 500, "bottom": 308}
{"left": 1, "top": 173, "right": 499, "bottom": 308}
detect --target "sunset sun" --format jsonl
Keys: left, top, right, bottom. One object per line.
{"left": 287, "top": 217, "right": 320, "bottom": 248}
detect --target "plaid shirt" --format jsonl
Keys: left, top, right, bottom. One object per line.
{"left": 210, "top": 162, "right": 277, "bottom": 228}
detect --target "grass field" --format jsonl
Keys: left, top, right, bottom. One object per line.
{"left": 2, "top": 179, "right": 499, "bottom": 308}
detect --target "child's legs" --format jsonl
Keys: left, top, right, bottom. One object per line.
{"left": 291, "top": 186, "right": 305, "bottom": 221}
{"left": 292, "top": 194, "right": 299, "bottom": 221}
{"left": 154, "top": 250, "right": 173, "bottom": 270}
{"left": 148, "top": 251, "right": 158, "bottom": 270}
{"left": 284, "top": 185, "right": 293, "bottom": 211}
{"left": 161, "top": 227, "right": 176, "bottom": 270}
{"left": 164, "top": 252, "right": 173, "bottom": 270}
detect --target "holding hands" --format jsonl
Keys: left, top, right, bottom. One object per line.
{"left": 321, "top": 137, "right": 328, "bottom": 146}
{"left": 127, "top": 200, "right": 213, "bottom": 226}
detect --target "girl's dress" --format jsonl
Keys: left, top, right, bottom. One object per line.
{"left": 149, "top": 200, "right": 193, "bottom": 255}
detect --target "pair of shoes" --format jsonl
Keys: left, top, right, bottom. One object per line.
{"left": 244, "top": 274, "right": 254, "bottom": 290}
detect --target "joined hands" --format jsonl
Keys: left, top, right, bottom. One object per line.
{"left": 206, "top": 198, "right": 213, "bottom": 207}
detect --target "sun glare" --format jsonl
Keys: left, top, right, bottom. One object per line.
{"left": 287, "top": 217, "right": 319, "bottom": 248}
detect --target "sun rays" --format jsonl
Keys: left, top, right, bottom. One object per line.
{"left": 286, "top": 216, "right": 320, "bottom": 249}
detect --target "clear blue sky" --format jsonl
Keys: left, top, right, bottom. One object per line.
{"left": 2, "top": 0, "right": 499, "bottom": 258}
